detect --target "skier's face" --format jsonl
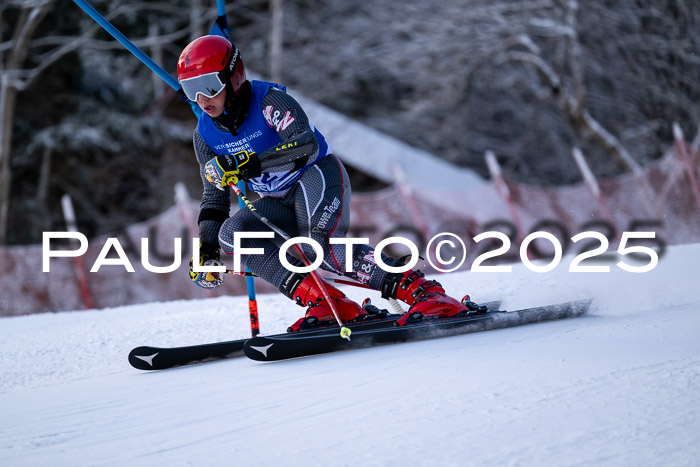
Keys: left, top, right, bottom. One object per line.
{"left": 197, "top": 88, "right": 227, "bottom": 117}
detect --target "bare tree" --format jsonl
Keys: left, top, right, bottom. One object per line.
{"left": 236, "top": 0, "right": 699, "bottom": 184}
{"left": 494, "top": 0, "right": 641, "bottom": 173}
{"left": 0, "top": 0, "right": 51, "bottom": 244}
{"left": 268, "top": 0, "right": 283, "bottom": 83}
{"left": 0, "top": 0, "right": 220, "bottom": 244}
{"left": 2, "top": 0, "right": 698, "bottom": 245}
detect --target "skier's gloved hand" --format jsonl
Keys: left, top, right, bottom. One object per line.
{"left": 189, "top": 242, "right": 224, "bottom": 289}
{"left": 204, "top": 151, "right": 262, "bottom": 190}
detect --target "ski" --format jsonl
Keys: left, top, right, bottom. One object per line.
{"left": 243, "top": 299, "right": 592, "bottom": 362}
{"left": 128, "top": 300, "right": 502, "bottom": 370}
{"left": 128, "top": 317, "right": 396, "bottom": 371}
{"left": 128, "top": 340, "right": 247, "bottom": 371}
{"left": 128, "top": 323, "right": 383, "bottom": 371}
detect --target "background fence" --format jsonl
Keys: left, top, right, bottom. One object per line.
{"left": 1, "top": 135, "right": 698, "bottom": 317}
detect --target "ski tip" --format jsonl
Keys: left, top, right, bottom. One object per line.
{"left": 572, "top": 298, "right": 594, "bottom": 314}
{"left": 539, "top": 297, "right": 593, "bottom": 318}
{"left": 244, "top": 337, "right": 276, "bottom": 362}
{"left": 509, "top": 298, "right": 593, "bottom": 313}
{"left": 128, "top": 346, "right": 161, "bottom": 371}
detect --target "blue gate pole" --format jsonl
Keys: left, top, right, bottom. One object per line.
{"left": 73, "top": 0, "right": 260, "bottom": 336}
{"left": 215, "top": 0, "right": 260, "bottom": 336}
{"left": 72, "top": 0, "right": 180, "bottom": 91}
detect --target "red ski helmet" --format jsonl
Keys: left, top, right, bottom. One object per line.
{"left": 177, "top": 35, "right": 246, "bottom": 101}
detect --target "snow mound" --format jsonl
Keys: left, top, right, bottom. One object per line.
{"left": 1, "top": 244, "right": 699, "bottom": 466}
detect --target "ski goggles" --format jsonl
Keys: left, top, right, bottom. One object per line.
{"left": 179, "top": 71, "right": 226, "bottom": 101}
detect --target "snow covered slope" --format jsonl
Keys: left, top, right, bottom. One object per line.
{"left": 1, "top": 244, "right": 699, "bottom": 466}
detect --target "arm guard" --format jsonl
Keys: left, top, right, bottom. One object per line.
{"left": 259, "top": 130, "right": 317, "bottom": 173}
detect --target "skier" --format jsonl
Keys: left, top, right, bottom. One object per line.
{"left": 179, "top": 35, "right": 473, "bottom": 330}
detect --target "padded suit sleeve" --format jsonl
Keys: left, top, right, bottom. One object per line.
{"left": 194, "top": 129, "right": 230, "bottom": 245}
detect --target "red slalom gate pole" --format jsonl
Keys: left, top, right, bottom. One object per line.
{"left": 61, "top": 194, "right": 94, "bottom": 310}
{"left": 674, "top": 122, "right": 700, "bottom": 213}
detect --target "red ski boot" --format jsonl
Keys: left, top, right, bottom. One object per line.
{"left": 382, "top": 270, "right": 480, "bottom": 326}
{"left": 282, "top": 273, "right": 369, "bottom": 332}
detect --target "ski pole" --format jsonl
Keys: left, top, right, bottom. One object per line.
{"left": 230, "top": 181, "right": 260, "bottom": 337}
{"left": 228, "top": 182, "right": 352, "bottom": 340}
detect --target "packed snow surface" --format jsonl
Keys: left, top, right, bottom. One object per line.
{"left": 1, "top": 244, "right": 699, "bottom": 466}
